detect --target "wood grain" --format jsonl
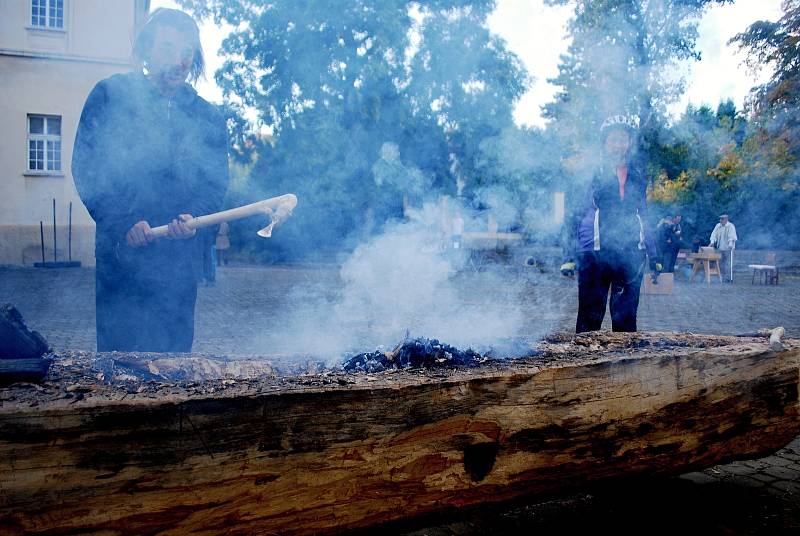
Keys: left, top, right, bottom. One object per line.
{"left": 0, "top": 332, "right": 798, "bottom": 535}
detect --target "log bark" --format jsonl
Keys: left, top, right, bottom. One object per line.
{"left": 0, "top": 332, "right": 798, "bottom": 535}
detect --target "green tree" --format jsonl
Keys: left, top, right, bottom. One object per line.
{"left": 543, "top": 0, "right": 731, "bottom": 173}
{"left": 646, "top": 100, "right": 750, "bottom": 244}
{"left": 730, "top": 0, "right": 800, "bottom": 185}
{"left": 729, "top": 0, "right": 800, "bottom": 247}
{"left": 177, "top": 0, "right": 528, "bottom": 259}
{"left": 732, "top": 0, "right": 800, "bottom": 143}
{"left": 404, "top": 3, "right": 529, "bottom": 193}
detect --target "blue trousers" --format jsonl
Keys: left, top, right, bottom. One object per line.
{"left": 576, "top": 249, "right": 645, "bottom": 333}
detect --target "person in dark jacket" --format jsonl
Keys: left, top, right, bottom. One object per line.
{"left": 72, "top": 8, "right": 229, "bottom": 352}
{"left": 560, "top": 115, "right": 660, "bottom": 332}
{"left": 658, "top": 213, "right": 682, "bottom": 273}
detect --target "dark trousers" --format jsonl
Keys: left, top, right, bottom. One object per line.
{"left": 96, "top": 258, "right": 198, "bottom": 352}
{"left": 662, "top": 246, "right": 679, "bottom": 273}
{"left": 576, "top": 249, "right": 645, "bottom": 333}
{"left": 718, "top": 249, "right": 732, "bottom": 282}
{"left": 203, "top": 245, "right": 216, "bottom": 282}
{"left": 216, "top": 248, "right": 227, "bottom": 266}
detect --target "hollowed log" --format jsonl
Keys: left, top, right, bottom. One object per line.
{"left": 0, "top": 331, "right": 798, "bottom": 535}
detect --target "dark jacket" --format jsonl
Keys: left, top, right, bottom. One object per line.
{"left": 563, "top": 164, "right": 657, "bottom": 266}
{"left": 73, "top": 72, "right": 229, "bottom": 285}
{"left": 659, "top": 221, "right": 682, "bottom": 250}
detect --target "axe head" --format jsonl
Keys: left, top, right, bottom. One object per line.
{"left": 257, "top": 221, "right": 275, "bottom": 238}
{"left": 256, "top": 201, "right": 294, "bottom": 238}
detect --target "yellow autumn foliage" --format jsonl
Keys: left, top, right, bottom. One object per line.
{"left": 648, "top": 169, "right": 695, "bottom": 204}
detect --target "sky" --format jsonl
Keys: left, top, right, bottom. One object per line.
{"left": 151, "top": 0, "right": 784, "bottom": 128}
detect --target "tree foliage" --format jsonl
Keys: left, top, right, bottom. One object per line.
{"left": 646, "top": 96, "right": 800, "bottom": 249}
{"left": 717, "top": 0, "right": 800, "bottom": 246}
{"left": 177, "top": 0, "right": 529, "bottom": 259}
{"left": 732, "top": 1, "right": 800, "bottom": 114}
{"left": 543, "top": 0, "right": 731, "bottom": 175}
{"left": 175, "top": 0, "right": 800, "bottom": 255}
{"left": 542, "top": 0, "right": 800, "bottom": 249}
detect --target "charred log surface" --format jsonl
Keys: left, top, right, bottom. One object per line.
{"left": 0, "top": 331, "right": 798, "bottom": 536}
{"left": 342, "top": 337, "right": 487, "bottom": 372}
{"left": 99, "top": 353, "right": 277, "bottom": 383}
{"left": 0, "top": 304, "right": 51, "bottom": 385}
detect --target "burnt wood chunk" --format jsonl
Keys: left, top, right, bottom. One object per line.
{"left": 0, "top": 304, "right": 50, "bottom": 360}
{"left": 0, "top": 332, "right": 798, "bottom": 535}
{"left": 0, "top": 358, "right": 52, "bottom": 385}
{"left": 0, "top": 304, "right": 51, "bottom": 384}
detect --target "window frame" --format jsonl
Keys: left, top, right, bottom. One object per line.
{"left": 26, "top": 114, "right": 63, "bottom": 176}
{"left": 30, "top": 0, "right": 65, "bottom": 31}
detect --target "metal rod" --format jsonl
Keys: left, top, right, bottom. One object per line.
{"left": 68, "top": 201, "right": 73, "bottom": 262}
{"left": 52, "top": 198, "right": 57, "bottom": 262}
{"left": 39, "top": 221, "right": 45, "bottom": 264}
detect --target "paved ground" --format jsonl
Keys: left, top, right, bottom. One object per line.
{"left": 1, "top": 262, "right": 799, "bottom": 534}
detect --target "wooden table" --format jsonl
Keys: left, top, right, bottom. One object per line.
{"left": 459, "top": 231, "right": 523, "bottom": 272}
{"left": 461, "top": 231, "right": 523, "bottom": 250}
{"left": 688, "top": 250, "right": 722, "bottom": 284}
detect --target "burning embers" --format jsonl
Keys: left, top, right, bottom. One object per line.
{"left": 342, "top": 337, "right": 487, "bottom": 372}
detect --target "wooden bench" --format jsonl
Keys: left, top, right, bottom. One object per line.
{"left": 748, "top": 252, "right": 779, "bottom": 285}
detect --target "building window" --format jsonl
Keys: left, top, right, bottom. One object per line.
{"left": 28, "top": 115, "right": 62, "bottom": 173}
{"left": 31, "top": 0, "right": 64, "bottom": 29}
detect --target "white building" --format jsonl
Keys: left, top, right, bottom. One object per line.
{"left": 0, "top": 0, "right": 150, "bottom": 266}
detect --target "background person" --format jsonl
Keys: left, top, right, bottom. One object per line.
{"left": 561, "top": 115, "right": 660, "bottom": 332}
{"left": 72, "top": 8, "right": 229, "bottom": 351}
{"left": 659, "top": 213, "right": 682, "bottom": 272}
{"left": 202, "top": 232, "right": 217, "bottom": 286}
{"left": 656, "top": 215, "right": 673, "bottom": 269}
{"left": 215, "top": 221, "right": 231, "bottom": 266}
{"left": 709, "top": 214, "right": 738, "bottom": 283}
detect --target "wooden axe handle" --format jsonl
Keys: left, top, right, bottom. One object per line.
{"left": 149, "top": 194, "right": 297, "bottom": 238}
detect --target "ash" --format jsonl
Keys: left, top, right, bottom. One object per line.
{"left": 342, "top": 337, "right": 487, "bottom": 373}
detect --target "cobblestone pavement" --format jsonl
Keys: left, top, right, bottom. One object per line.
{"left": 1, "top": 263, "right": 799, "bottom": 534}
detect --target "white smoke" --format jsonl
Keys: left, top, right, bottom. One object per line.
{"left": 263, "top": 200, "right": 530, "bottom": 363}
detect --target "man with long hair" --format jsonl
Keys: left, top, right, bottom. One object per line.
{"left": 73, "top": 9, "right": 229, "bottom": 351}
